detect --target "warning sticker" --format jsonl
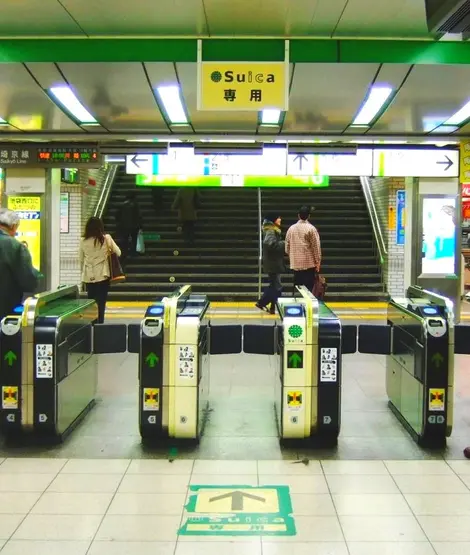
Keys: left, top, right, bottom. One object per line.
{"left": 143, "top": 388, "right": 160, "bottom": 411}
{"left": 179, "top": 345, "right": 195, "bottom": 379}
{"left": 36, "top": 344, "right": 53, "bottom": 379}
{"left": 287, "top": 391, "right": 302, "bottom": 410}
{"left": 2, "top": 386, "right": 18, "bottom": 410}
{"left": 429, "top": 388, "right": 445, "bottom": 412}
{"left": 320, "top": 348, "right": 337, "bottom": 382}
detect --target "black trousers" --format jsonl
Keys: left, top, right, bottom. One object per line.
{"left": 259, "top": 273, "right": 282, "bottom": 309}
{"left": 293, "top": 268, "right": 316, "bottom": 294}
{"left": 87, "top": 279, "right": 110, "bottom": 324}
{"left": 182, "top": 221, "right": 195, "bottom": 244}
{"left": 118, "top": 229, "right": 139, "bottom": 262}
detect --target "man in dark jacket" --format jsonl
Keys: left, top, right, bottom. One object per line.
{"left": 172, "top": 187, "right": 200, "bottom": 245}
{"left": 256, "top": 213, "right": 285, "bottom": 315}
{"left": 0, "top": 208, "right": 39, "bottom": 321}
{"left": 116, "top": 192, "right": 142, "bottom": 263}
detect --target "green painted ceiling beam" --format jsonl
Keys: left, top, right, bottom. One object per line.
{"left": 1, "top": 38, "right": 470, "bottom": 64}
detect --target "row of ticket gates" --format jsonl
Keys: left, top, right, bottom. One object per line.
{"left": 0, "top": 283, "right": 470, "bottom": 449}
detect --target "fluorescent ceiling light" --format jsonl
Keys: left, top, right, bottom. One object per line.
{"left": 49, "top": 86, "right": 97, "bottom": 124}
{"left": 445, "top": 100, "right": 470, "bottom": 125}
{"left": 261, "top": 109, "right": 281, "bottom": 125}
{"left": 353, "top": 86, "right": 394, "bottom": 126}
{"left": 156, "top": 86, "right": 188, "bottom": 124}
{"left": 430, "top": 125, "right": 459, "bottom": 133}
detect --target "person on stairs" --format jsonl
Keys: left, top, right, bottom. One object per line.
{"left": 116, "top": 192, "right": 142, "bottom": 265}
{"left": 256, "top": 214, "right": 285, "bottom": 315}
{"left": 172, "top": 187, "right": 200, "bottom": 245}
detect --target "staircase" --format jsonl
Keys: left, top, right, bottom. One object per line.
{"left": 103, "top": 168, "right": 385, "bottom": 301}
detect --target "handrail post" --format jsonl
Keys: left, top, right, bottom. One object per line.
{"left": 94, "top": 164, "right": 118, "bottom": 219}
{"left": 360, "top": 176, "right": 388, "bottom": 266}
{"left": 257, "top": 187, "right": 262, "bottom": 298}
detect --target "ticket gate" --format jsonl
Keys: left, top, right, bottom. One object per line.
{"left": 0, "top": 285, "right": 98, "bottom": 441}
{"left": 138, "top": 284, "right": 344, "bottom": 445}
{"left": 358, "top": 286, "right": 454, "bottom": 448}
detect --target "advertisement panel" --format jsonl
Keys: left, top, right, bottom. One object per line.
{"left": 421, "top": 197, "right": 456, "bottom": 275}
{"left": 7, "top": 195, "right": 41, "bottom": 270}
{"left": 396, "top": 190, "right": 406, "bottom": 245}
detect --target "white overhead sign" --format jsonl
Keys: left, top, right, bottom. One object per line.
{"left": 373, "top": 149, "right": 458, "bottom": 178}
{"left": 126, "top": 147, "right": 460, "bottom": 179}
{"left": 287, "top": 150, "right": 373, "bottom": 177}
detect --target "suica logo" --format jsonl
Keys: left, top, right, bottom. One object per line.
{"left": 210, "top": 70, "right": 276, "bottom": 84}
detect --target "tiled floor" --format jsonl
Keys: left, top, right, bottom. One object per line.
{"left": 0, "top": 458, "right": 469, "bottom": 554}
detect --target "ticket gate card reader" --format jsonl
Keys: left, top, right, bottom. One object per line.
{"left": 386, "top": 290, "right": 452, "bottom": 447}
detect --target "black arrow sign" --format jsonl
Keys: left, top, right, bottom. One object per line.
{"left": 293, "top": 154, "right": 308, "bottom": 171}
{"left": 209, "top": 490, "right": 266, "bottom": 511}
{"left": 131, "top": 154, "right": 148, "bottom": 169}
{"left": 437, "top": 155, "right": 453, "bottom": 172}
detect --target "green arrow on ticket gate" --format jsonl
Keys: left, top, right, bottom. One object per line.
{"left": 288, "top": 351, "right": 302, "bottom": 369}
{"left": 3, "top": 351, "right": 17, "bottom": 367}
{"left": 432, "top": 353, "right": 444, "bottom": 369}
{"left": 146, "top": 352, "right": 159, "bottom": 368}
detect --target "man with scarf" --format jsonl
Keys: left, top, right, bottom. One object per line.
{"left": 256, "top": 213, "right": 285, "bottom": 315}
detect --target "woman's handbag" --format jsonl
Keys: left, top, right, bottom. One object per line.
{"left": 313, "top": 273, "right": 327, "bottom": 300}
{"left": 107, "top": 237, "right": 126, "bottom": 283}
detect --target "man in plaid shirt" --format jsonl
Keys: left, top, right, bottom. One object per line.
{"left": 285, "top": 205, "right": 321, "bottom": 292}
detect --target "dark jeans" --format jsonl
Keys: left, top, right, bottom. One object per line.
{"left": 259, "top": 273, "right": 282, "bottom": 309}
{"left": 87, "top": 279, "right": 110, "bottom": 324}
{"left": 293, "top": 268, "right": 316, "bottom": 294}
{"left": 118, "top": 229, "right": 139, "bottom": 262}
{"left": 182, "top": 221, "right": 195, "bottom": 244}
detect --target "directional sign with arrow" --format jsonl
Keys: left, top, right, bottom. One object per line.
{"left": 3, "top": 351, "right": 17, "bottom": 367}
{"left": 287, "top": 350, "right": 303, "bottom": 369}
{"left": 292, "top": 154, "right": 309, "bottom": 172}
{"left": 437, "top": 155, "right": 454, "bottom": 172}
{"left": 210, "top": 490, "right": 266, "bottom": 511}
{"left": 145, "top": 352, "right": 159, "bottom": 368}
{"left": 125, "top": 154, "right": 153, "bottom": 175}
{"left": 431, "top": 353, "right": 444, "bottom": 369}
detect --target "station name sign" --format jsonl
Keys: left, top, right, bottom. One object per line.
{"left": 0, "top": 144, "right": 102, "bottom": 169}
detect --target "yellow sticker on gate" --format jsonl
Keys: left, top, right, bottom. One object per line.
{"left": 429, "top": 388, "right": 445, "bottom": 412}
{"left": 2, "top": 386, "right": 18, "bottom": 410}
{"left": 143, "top": 388, "right": 160, "bottom": 411}
{"left": 287, "top": 391, "right": 302, "bottom": 409}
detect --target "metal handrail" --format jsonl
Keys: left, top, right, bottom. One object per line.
{"left": 257, "top": 187, "right": 262, "bottom": 297}
{"left": 360, "top": 176, "right": 387, "bottom": 265}
{"left": 93, "top": 164, "right": 119, "bottom": 219}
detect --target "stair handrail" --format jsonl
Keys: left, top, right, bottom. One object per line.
{"left": 93, "top": 164, "right": 119, "bottom": 219}
{"left": 258, "top": 187, "right": 262, "bottom": 298}
{"left": 360, "top": 175, "right": 387, "bottom": 265}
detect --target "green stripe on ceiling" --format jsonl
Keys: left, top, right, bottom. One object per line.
{"left": 1, "top": 39, "right": 470, "bottom": 64}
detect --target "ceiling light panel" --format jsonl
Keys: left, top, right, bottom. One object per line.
{"left": 49, "top": 86, "right": 98, "bottom": 124}
{"left": 353, "top": 86, "right": 394, "bottom": 126}
{"left": 156, "top": 85, "right": 188, "bottom": 125}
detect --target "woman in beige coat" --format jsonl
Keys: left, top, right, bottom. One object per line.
{"left": 79, "top": 217, "right": 121, "bottom": 324}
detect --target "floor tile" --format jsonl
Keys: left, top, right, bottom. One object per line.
{"left": 290, "top": 494, "right": 336, "bottom": 515}
{"left": 0, "top": 540, "right": 90, "bottom": 555}
{"left": 127, "top": 460, "right": 194, "bottom": 475}
{"left": 257, "top": 460, "right": 322, "bottom": 475}
{"left": 47, "top": 473, "right": 123, "bottom": 493}
{"left": 433, "top": 542, "right": 470, "bottom": 555}
{"left": 259, "top": 516, "right": 344, "bottom": 543}
{"left": 340, "top": 515, "right": 427, "bottom": 542}
{"left": 257, "top": 542, "right": 347, "bottom": 555}
{"left": 321, "top": 461, "right": 388, "bottom": 475}
{"left": 192, "top": 460, "right": 257, "bottom": 475}
{"left": 31, "top": 492, "right": 113, "bottom": 515}
{"left": 347, "top": 542, "right": 435, "bottom": 555}
{"left": 175, "top": 541, "right": 262, "bottom": 554}
{"left": 96, "top": 515, "right": 181, "bottom": 542}
{"left": 326, "top": 475, "right": 399, "bottom": 494}
{"left": 0, "top": 492, "right": 41, "bottom": 514}
{"left": 417, "top": 516, "right": 470, "bottom": 542}
{"left": 61, "top": 459, "right": 130, "bottom": 475}
{"left": 107, "top": 493, "right": 186, "bottom": 515}
{"left": 0, "top": 458, "right": 67, "bottom": 474}
{"left": 460, "top": 475, "right": 470, "bottom": 489}
{"left": 446, "top": 461, "right": 470, "bottom": 475}
{"left": 258, "top": 475, "right": 328, "bottom": 494}
{"left": 119, "top": 474, "right": 190, "bottom": 494}
{"left": 190, "top": 474, "right": 258, "bottom": 487}
{"left": 87, "top": 541, "right": 176, "bottom": 555}
{"left": 394, "top": 474, "right": 469, "bottom": 494}
{"left": 333, "top": 494, "right": 412, "bottom": 516}
{"left": 0, "top": 474, "right": 55, "bottom": 493}
{"left": 0, "top": 515, "right": 25, "bottom": 540}
{"left": 12, "top": 514, "right": 102, "bottom": 541}
{"left": 385, "top": 460, "right": 454, "bottom": 475}
{"left": 406, "top": 493, "right": 470, "bottom": 515}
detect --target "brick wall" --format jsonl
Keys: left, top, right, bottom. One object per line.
{"left": 59, "top": 166, "right": 109, "bottom": 286}
{"left": 369, "top": 177, "right": 406, "bottom": 297}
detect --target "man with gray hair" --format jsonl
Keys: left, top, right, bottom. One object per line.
{"left": 0, "top": 208, "right": 39, "bottom": 320}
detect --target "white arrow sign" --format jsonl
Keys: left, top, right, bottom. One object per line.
{"left": 373, "top": 149, "right": 459, "bottom": 177}
{"left": 148, "top": 415, "right": 156, "bottom": 424}
{"left": 126, "top": 154, "right": 153, "bottom": 175}
{"left": 287, "top": 151, "right": 373, "bottom": 177}
{"left": 6, "top": 414, "right": 15, "bottom": 422}
{"left": 38, "top": 414, "right": 48, "bottom": 422}
{"left": 323, "top": 416, "right": 332, "bottom": 424}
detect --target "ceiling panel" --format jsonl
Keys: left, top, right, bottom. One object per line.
{"left": 0, "top": 63, "right": 80, "bottom": 131}
{"left": 0, "top": 0, "right": 82, "bottom": 36}
{"left": 58, "top": 62, "right": 169, "bottom": 132}
{"left": 335, "top": 0, "right": 428, "bottom": 37}
{"left": 177, "top": 62, "right": 258, "bottom": 133}
{"left": 61, "top": 0, "right": 207, "bottom": 35}
{"left": 283, "top": 63, "right": 379, "bottom": 133}
{"left": 373, "top": 65, "right": 470, "bottom": 134}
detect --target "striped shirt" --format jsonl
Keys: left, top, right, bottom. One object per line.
{"left": 285, "top": 220, "right": 322, "bottom": 271}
